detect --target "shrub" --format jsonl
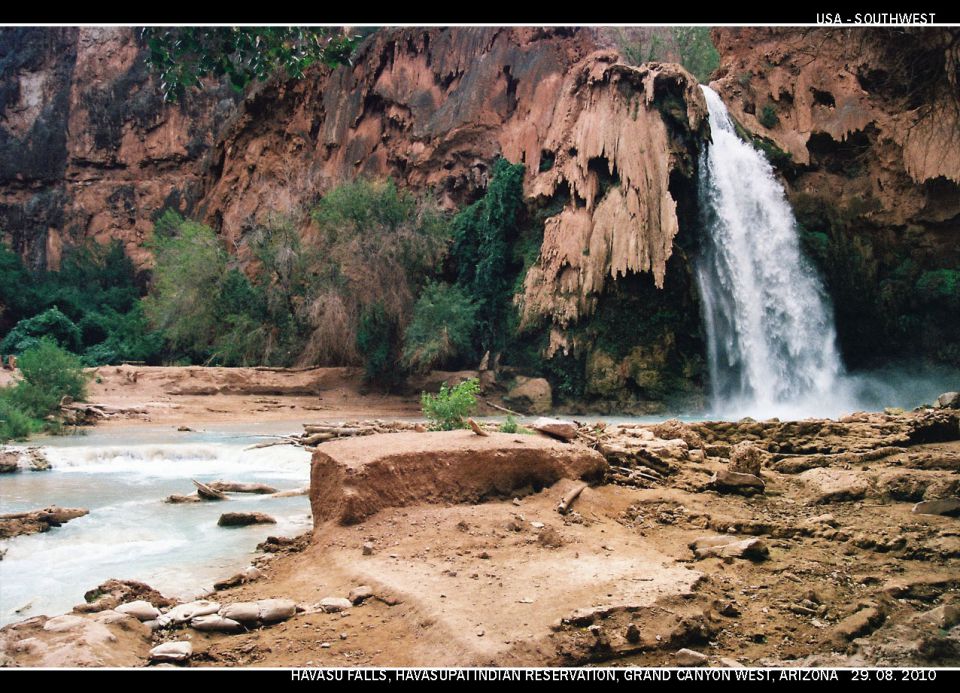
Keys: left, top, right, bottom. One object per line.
{"left": 499, "top": 415, "right": 519, "bottom": 433}
{"left": 0, "top": 393, "right": 34, "bottom": 441}
{"left": 402, "top": 282, "right": 478, "bottom": 373}
{"left": 355, "top": 302, "right": 400, "bottom": 386}
{"left": 10, "top": 339, "right": 89, "bottom": 418}
{"left": 759, "top": 104, "right": 779, "bottom": 128}
{"left": 0, "top": 307, "right": 82, "bottom": 355}
{"left": 421, "top": 378, "right": 480, "bottom": 431}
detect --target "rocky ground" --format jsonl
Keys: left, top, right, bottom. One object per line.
{"left": 1, "top": 372, "right": 959, "bottom": 668}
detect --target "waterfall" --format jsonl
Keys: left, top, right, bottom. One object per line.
{"left": 695, "top": 85, "right": 846, "bottom": 419}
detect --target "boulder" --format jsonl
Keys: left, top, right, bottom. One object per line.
{"left": 78, "top": 579, "right": 176, "bottom": 614}
{"left": 214, "top": 566, "right": 263, "bottom": 590}
{"left": 729, "top": 441, "right": 766, "bottom": 476}
{"left": 0, "top": 448, "right": 20, "bottom": 473}
{"left": 710, "top": 469, "right": 765, "bottom": 495}
{"left": 531, "top": 417, "right": 578, "bottom": 441}
{"left": 912, "top": 497, "right": 960, "bottom": 517}
{"left": 831, "top": 607, "right": 886, "bottom": 643}
{"left": 911, "top": 604, "right": 960, "bottom": 630}
{"left": 310, "top": 430, "right": 606, "bottom": 526}
{"left": 503, "top": 377, "right": 552, "bottom": 415}
{"left": 217, "top": 512, "right": 276, "bottom": 527}
{"left": 935, "top": 392, "right": 960, "bottom": 409}
{"left": 149, "top": 641, "right": 192, "bottom": 663}
{"left": 114, "top": 601, "right": 161, "bottom": 622}
{"left": 798, "top": 468, "right": 868, "bottom": 503}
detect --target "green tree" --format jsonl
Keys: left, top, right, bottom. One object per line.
{"left": 403, "top": 282, "right": 478, "bottom": 373}
{"left": 450, "top": 158, "right": 525, "bottom": 355}
{"left": 141, "top": 27, "right": 361, "bottom": 102}
{"left": 143, "top": 215, "right": 228, "bottom": 360}
{"left": 1, "top": 307, "right": 82, "bottom": 355}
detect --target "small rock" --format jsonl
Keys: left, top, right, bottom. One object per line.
{"left": 538, "top": 526, "right": 564, "bottom": 549}
{"left": 713, "top": 656, "right": 746, "bottom": 668}
{"left": 831, "top": 607, "right": 885, "bottom": 643}
{"left": 691, "top": 536, "right": 769, "bottom": 561}
{"left": 711, "top": 469, "right": 765, "bottom": 495}
{"left": 675, "top": 648, "right": 709, "bottom": 666}
{"left": 912, "top": 498, "right": 960, "bottom": 517}
{"left": 729, "top": 442, "right": 766, "bottom": 477}
{"left": 799, "top": 468, "right": 868, "bottom": 503}
{"left": 217, "top": 512, "right": 276, "bottom": 527}
{"left": 190, "top": 614, "right": 243, "bottom": 633}
{"left": 348, "top": 586, "right": 374, "bottom": 605}
{"left": 157, "top": 600, "right": 220, "bottom": 627}
{"left": 531, "top": 417, "right": 578, "bottom": 441}
{"left": 319, "top": 598, "right": 353, "bottom": 613}
{"left": 114, "top": 600, "right": 161, "bottom": 622}
{"left": 362, "top": 542, "right": 374, "bottom": 555}
{"left": 214, "top": 566, "right": 263, "bottom": 590}
{"left": 935, "top": 392, "right": 960, "bottom": 409}
{"left": 149, "top": 641, "right": 192, "bottom": 663}
{"left": 911, "top": 604, "right": 960, "bottom": 630}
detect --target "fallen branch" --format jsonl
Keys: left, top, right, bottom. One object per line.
{"left": 467, "top": 418, "right": 489, "bottom": 436}
{"left": 557, "top": 481, "right": 588, "bottom": 515}
{"left": 484, "top": 400, "right": 523, "bottom": 417}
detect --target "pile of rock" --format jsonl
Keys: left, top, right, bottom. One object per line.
{"left": 0, "top": 506, "right": 88, "bottom": 539}
{"left": 0, "top": 447, "right": 51, "bottom": 473}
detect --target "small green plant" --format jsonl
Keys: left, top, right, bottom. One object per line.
{"left": 759, "top": 104, "right": 779, "bottom": 129}
{"left": 499, "top": 415, "right": 519, "bottom": 433}
{"left": 421, "top": 378, "right": 480, "bottom": 431}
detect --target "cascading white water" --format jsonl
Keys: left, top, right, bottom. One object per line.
{"left": 695, "top": 85, "right": 847, "bottom": 419}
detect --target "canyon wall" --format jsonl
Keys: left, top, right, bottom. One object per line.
{"left": 0, "top": 27, "right": 709, "bottom": 411}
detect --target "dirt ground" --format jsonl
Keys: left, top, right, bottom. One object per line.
{"left": 1, "top": 367, "right": 959, "bottom": 668}
{"left": 1, "top": 365, "right": 465, "bottom": 426}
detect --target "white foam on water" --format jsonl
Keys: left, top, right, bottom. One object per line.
{"left": 0, "top": 430, "right": 312, "bottom": 626}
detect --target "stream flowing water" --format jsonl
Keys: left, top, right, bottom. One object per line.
{"left": 0, "top": 425, "right": 312, "bottom": 627}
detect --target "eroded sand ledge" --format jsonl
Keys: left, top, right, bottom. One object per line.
{"left": 310, "top": 431, "right": 608, "bottom": 526}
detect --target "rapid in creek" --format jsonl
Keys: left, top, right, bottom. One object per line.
{"left": 0, "top": 425, "right": 312, "bottom": 627}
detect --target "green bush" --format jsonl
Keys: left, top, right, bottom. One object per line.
{"left": 421, "top": 378, "right": 480, "bottom": 431}
{"left": 1, "top": 307, "right": 82, "bottom": 355}
{"left": 10, "top": 339, "right": 89, "bottom": 418}
{"left": 402, "top": 282, "right": 478, "bottom": 373}
{"left": 499, "top": 415, "right": 519, "bottom": 433}
{"left": 355, "top": 302, "right": 400, "bottom": 386}
{"left": 0, "top": 393, "right": 34, "bottom": 441}
{"left": 759, "top": 104, "right": 779, "bottom": 128}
